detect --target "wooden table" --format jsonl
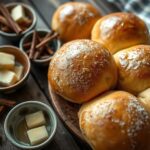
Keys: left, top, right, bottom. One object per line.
{"left": 0, "top": 0, "right": 119, "bottom": 149}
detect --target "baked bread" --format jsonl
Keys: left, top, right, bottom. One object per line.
{"left": 79, "top": 91, "right": 150, "bottom": 150}
{"left": 51, "top": 2, "right": 101, "bottom": 42}
{"left": 48, "top": 39, "right": 117, "bottom": 103}
{"left": 114, "top": 45, "right": 150, "bottom": 95}
{"left": 91, "top": 12, "right": 150, "bottom": 54}
{"left": 138, "top": 88, "right": 150, "bottom": 113}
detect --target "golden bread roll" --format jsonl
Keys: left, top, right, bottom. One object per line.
{"left": 51, "top": 2, "right": 101, "bottom": 42}
{"left": 138, "top": 88, "right": 150, "bottom": 113}
{"left": 114, "top": 45, "right": 150, "bottom": 95}
{"left": 79, "top": 91, "right": 150, "bottom": 150}
{"left": 48, "top": 39, "right": 117, "bottom": 103}
{"left": 91, "top": 12, "right": 150, "bottom": 54}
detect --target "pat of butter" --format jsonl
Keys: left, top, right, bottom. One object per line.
{"left": 0, "top": 52, "right": 15, "bottom": 70}
{"left": 11, "top": 5, "right": 26, "bottom": 23}
{"left": 27, "top": 126, "right": 48, "bottom": 145}
{"left": 25, "top": 111, "right": 46, "bottom": 129}
{"left": 0, "top": 70, "right": 18, "bottom": 86}
{"left": 14, "top": 65, "right": 24, "bottom": 81}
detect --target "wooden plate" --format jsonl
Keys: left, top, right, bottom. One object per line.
{"left": 48, "top": 83, "right": 85, "bottom": 141}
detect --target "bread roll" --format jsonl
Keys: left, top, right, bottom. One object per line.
{"left": 51, "top": 2, "right": 101, "bottom": 42}
{"left": 48, "top": 39, "right": 117, "bottom": 103}
{"left": 114, "top": 45, "right": 150, "bottom": 95}
{"left": 138, "top": 88, "right": 150, "bottom": 113}
{"left": 91, "top": 12, "right": 150, "bottom": 54}
{"left": 79, "top": 91, "right": 150, "bottom": 150}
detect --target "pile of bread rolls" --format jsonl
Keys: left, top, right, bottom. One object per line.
{"left": 48, "top": 2, "right": 150, "bottom": 150}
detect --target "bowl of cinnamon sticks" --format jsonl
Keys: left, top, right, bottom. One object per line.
{"left": 20, "top": 29, "right": 61, "bottom": 65}
{"left": 0, "top": 2, "right": 37, "bottom": 41}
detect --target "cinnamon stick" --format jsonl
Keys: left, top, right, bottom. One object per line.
{"left": 39, "top": 33, "right": 54, "bottom": 55}
{"left": 47, "top": 47, "right": 54, "bottom": 55}
{"left": 29, "top": 31, "right": 37, "bottom": 59}
{"left": 0, "top": 105, "right": 5, "bottom": 111}
{"left": 33, "top": 46, "right": 45, "bottom": 59}
{"left": 36, "top": 32, "right": 58, "bottom": 49}
{"left": 23, "top": 42, "right": 31, "bottom": 49}
{"left": 1, "top": 26, "right": 11, "bottom": 32}
{"left": 0, "top": 98, "right": 16, "bottom": 107}
{"left": 43, "top": 30, "right": 54, "bottom": 40}
{"left": 33, "top": 33, "right": 45, "bottom": 59}
{"left": 36, "top": 32, "right": 42, "bottom": 42}
{"left": 0, "top": 106, "right": 5, "bottom": 114}
{"left": 0, "top": 3, "right": 22, "bottom": 34}
{"left": 0, "top": 15, "right": 10, "bottom": 27}
{"left": 25, "top": 31, "right": 56, "bottom": 59}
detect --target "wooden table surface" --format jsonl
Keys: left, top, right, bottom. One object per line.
{"left": 0, "top": 0, "right": 119, "bottom": 149}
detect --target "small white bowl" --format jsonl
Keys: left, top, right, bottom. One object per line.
{"left": 4, "top": 101, "right": 57, "bottom": 149}
{"left": 20, "top": 29, "right": 61, "bottom": 66}
{"left": 0, "top": 45, "right": 30, "bottom": 93}
{"left": 0, "top": 2, "right": 37, "bottom": 41}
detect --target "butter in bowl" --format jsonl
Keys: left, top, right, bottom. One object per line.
{"left": 0, "top": 46, "right": 30, "bottom": 93}
{"left": 0, "top": 52, "right": 24, "bottom": 87}
{"left": 4, "top": 101, "right": 57, "bottom": 149}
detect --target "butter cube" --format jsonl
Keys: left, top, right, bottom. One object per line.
{"left": 11, "top": 5, "right": 26, "bottom": 23}
{"left": 25, "top": 111, "right": 46, "bottom": 128}
{"left": 14, "top": 65, "right": 24, "bottom": 81}
{"left": 0, "top": 70, "right": 17, "bottom": 86}
{"left": 0, "top": 52, "right": 15, "bottom": 70}
{"left": 27, "top": 126, "right": 48, "bottom": 145}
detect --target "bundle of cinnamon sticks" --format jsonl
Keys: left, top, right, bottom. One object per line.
{"left": 23, "top": 30, "right": 59, "bottom": 60}
{"left": 0, "top": 98, "right": 16, "bottom": 115}
{"left": 0, "top": 3, "right": 31, "bottom": 34}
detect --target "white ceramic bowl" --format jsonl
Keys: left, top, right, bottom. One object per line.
{"left": 0, "top": 2, "right": 37, "bottom": 41}
{"left": 20, "top": 29, "right": 61, "bottom": 66}
{"left": 4, "top": 101, "right": 57, "bottom": 149}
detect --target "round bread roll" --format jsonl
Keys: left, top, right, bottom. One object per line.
{"left": 138, "top": 88, "right": 150, "bottom": 113}
{"left": 51, "top": 2, "right": 101, "bottom": 42}
{"left": 91, "top": 12, "right": 150, "bottom": 54}
{"left": 79, "top": 91, "right": 150, "bottom": 150}
{"left": 114, "top": 45, "right": 150, "bottom": 95}
{"left": 48, "top": 39, "right": 117, "bottom": 103}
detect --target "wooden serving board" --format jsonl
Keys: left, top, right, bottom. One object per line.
{"left": 48, "top": 83, "right": 85, "bottom": 141}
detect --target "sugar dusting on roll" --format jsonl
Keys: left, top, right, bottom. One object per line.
{"left": 51, "top": 2, "right": 101, "bottom": 42}
{"left": 79, "top": 91, "right": 150, "bottom": 150}
{"left": 91, "top": 12, "right": 150, "bottom": 54}
{"left": 114, "top": 45, "right": 150, "bottom": 95}
{"left": 48, "top": 39, "right": 117, "bottom": 103}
